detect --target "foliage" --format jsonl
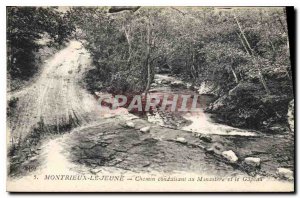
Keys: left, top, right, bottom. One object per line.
{"left": 7, "top": 7, "right": 293, "bottom": 130}
{"left": 7, "top": 7, "right": 74, "bottom": 79}
{"left": 69, "top": 7, "right": 292, "bottom": 97}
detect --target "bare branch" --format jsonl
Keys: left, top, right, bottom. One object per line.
{"left": 108, "top": 6, "right": 140, "bottom": 13}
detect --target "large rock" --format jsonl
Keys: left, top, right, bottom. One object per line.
{"left": 222, "top": 150, "right": 238, "bottom": 163}
{"left": 207, "top": 79, "right": 292, "bottom": 131}
{"left": 287, "top": 99, "right": 294, "bottom": 132}
{"left": 244, "top": 157, "right": 261, "bottom": 167}
{"left": 276, "top": 168, "right": 293, "bottom": 180}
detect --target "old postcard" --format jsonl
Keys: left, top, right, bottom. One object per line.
{"left": 6, "top": 6, "right": 295, "bottom": 192}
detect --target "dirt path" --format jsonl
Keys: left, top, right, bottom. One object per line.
{"left": 8, "top": 41, "right": 99, "bottom": 144}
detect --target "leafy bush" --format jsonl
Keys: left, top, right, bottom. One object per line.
{"left": 7, "top": 7, "right": 74, "bottom": 80}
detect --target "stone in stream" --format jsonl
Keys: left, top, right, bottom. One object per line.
{"left": 125, "top": 121, "right": 135, "bottom": 128}
{"left": 170, "top": 80, "right": 186, "bottom": 88}
{"left": 244, "top": 157, "right": 261, "bottom": 167}
{"left": 193, "top": 132, "right": 201, "bottom": 138}
{"left": 186, "top": 83, "right": 193, "bottom": 89}
{"left": 222, "top": 150, "right": 238, "bottom": 163}
{"left": 161, "top": 79, "right": 170, "bottom": 84}
{"left": 155, "top": 79, "right": 162, "bottom": 84}
{"left": 140, "top": 126, "right": 151, "bottom": 133}
{"left": 175, "top": 137, "right": 187, "bottom": 144}
{"left": 276, "top": 168, "right": 293, "bottom": 180}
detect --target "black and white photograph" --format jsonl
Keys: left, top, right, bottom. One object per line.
{"left": 5, "top": 5, "right": 295, "bottom": 192}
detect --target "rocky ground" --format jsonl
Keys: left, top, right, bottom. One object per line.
{"left": 66, "top": 116, "right": 294, "bottom": 180}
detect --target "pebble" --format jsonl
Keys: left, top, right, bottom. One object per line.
{"left": 244, "top": 157, "right": 261, "bottom": 167}
{"left": 140, "top": 126, "right": 151, "bottom": 133}
{"left": 199, "top": 135, "right": 212, "bottom": 143}
{"left": 175, "top": 137, "right": 187, "bottom": 144}
{"left": 171, "top": 80, "right": 185, "bottom": 87}
{"left": 90, "top": 168, "right": 102, "bottom": 175}
{"left": 125, "top": 121, "right": 135, "bottom": 128}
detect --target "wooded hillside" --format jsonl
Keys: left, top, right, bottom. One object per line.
{"left": 7, "top": 7, "right": 294, "bottom": 131}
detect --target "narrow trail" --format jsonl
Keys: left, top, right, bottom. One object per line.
{"left": 8, "top": 41, "right": 99, "bottom": 144}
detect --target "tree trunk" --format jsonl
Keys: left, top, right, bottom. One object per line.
{"left": 236, "top": 31, "right": 250, "bottom": 54}
{"left": 108, "top": 6, "right": 140, "bottom": 13}
{"left": 276, "top": 10, "right": 291, "bottom": 79}
{"left": 191, "top": 48, "right": 196, "bottom": 79}
{"left": 233, "top": 12, "right": 271, "bottom": 95}
{"left": 230, "top": 60, "right": 239, "bottom": 84}
{"left": 144, "top": 18, "right": 152, "bottom": 96}
{"left": 124, "top": 26, "right": 132, "bottom": 64}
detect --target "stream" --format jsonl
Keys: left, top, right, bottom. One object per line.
{"left": 147, "top": 74, "right": 257, "bottom": 136}
{"left": 145, "top": 74, "right": 294, "bottom": 177}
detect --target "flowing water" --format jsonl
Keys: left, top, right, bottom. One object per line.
{"left": 147, "top": 74, "right": 294, "bottom": 178}
{"left": 148, "top": 74, "right": 257, "bottom": 136}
